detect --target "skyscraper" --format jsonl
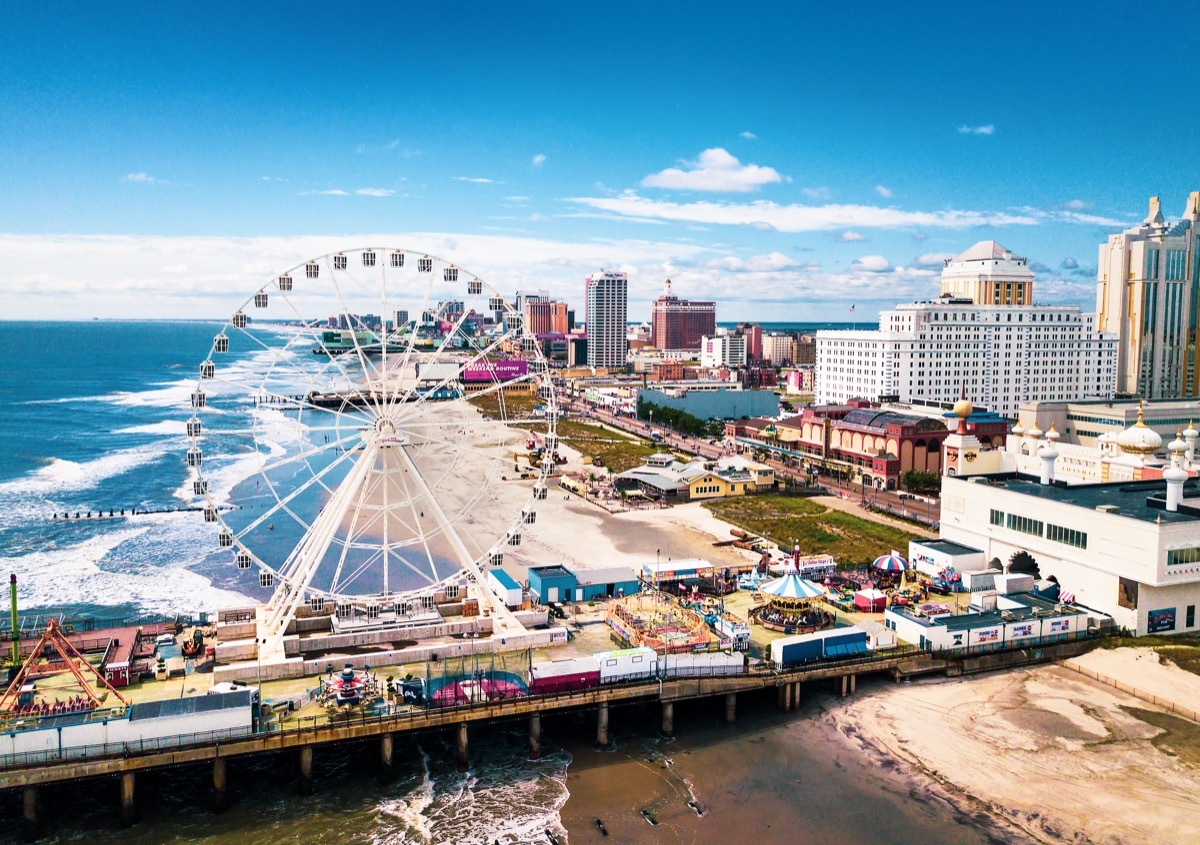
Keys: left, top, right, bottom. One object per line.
{"left": 1096, "top": 193, "right": 1200, "bottom": 398}
{"left": 585, "top": 271, "right": 628, "bottom": 369}
{"left": 815, "top": 240, "right": 1117, "bottom": 417}
{"left": 650, "top": 279, "right": 715, "bottom": 352}
{"left": 524, "top": 300, "right": 570, "bottom": 335}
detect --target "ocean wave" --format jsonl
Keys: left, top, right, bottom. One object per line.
{"left": 0, "top": 445, "right": 171, "bottom": 497}
{"left": 374, "top": 735, "right": 571, "bottom": 845}
{"left": 115, "top": 420, "right": 189, "bottom": 436}
{"left": 0, "top": 525, "right": 251, "bottom": 615}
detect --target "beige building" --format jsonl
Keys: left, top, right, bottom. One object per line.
{"left": 939, "top": 240, "right": 1033, "bottom": 305}
{"left": 1097, "top": 192, "right": 1200, "bottom": 398}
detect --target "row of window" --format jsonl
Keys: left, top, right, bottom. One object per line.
{"left": 1047, "top": 524, "right": 1088, "bottom": 549}
{"left": 1167, "top": 546, "right": 1200, "bottom": 566}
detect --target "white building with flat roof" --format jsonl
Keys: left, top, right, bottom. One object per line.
{"left": 815, "top": 241, "right": 1117, "bottom": 418}
{"left": 701, "top": 334, "right": 746, "bottom": 368}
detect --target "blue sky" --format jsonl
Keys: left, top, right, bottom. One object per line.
{"left": 3, "top": 2, "right": 1199, "bottom": 320}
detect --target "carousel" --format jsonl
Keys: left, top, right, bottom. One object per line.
{"left": 319, "top": 663, "right": 384, "bottom": 713}
{"left": 749, "top": 559, "right": 835, "bottom": 634}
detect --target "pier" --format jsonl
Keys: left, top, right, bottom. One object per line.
{"left": 0, "top": 638, "right": 1094, "bottom": 839}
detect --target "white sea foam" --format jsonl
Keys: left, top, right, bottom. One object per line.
{"left": 374, "top": 738, "right": 571, "bottom": 845}
{"left": 0, "top": 445, "right": 170, "bottom": 497}
{"left": 115, "top": 420, "right": 189, "bottom": 436}
{"left": 0, "top": 524, "right": 251, "bottom": 615}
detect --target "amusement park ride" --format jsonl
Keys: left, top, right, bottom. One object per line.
{"left": 187, "top": 249, "right": 560, "bottom": 678}
{"left": 0, "top": 619, "right": 129, "bottom": 721}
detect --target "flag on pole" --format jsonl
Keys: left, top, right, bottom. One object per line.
{"left": 848, "top": 304, "right": 856, "bottom": 313}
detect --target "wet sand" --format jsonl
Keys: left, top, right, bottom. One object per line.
{"left": 559, "top": 684, "right": 1021, "bottom": 845}
{"left": 559, "top": 660, "right": 1200, "bottom": 845}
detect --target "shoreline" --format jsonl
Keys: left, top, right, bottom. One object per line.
{"left": 557, "top": 650, "right": 1200, "bottom": 845}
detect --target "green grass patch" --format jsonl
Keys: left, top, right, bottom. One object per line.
{"left": 466, "top": 390, "right": 540, "bottom": 420}
{"left": 553, "top": 419, "right": 661, "bottom": 473}
{"left": 702, "top": 493, "right": 923, "bottom": 566}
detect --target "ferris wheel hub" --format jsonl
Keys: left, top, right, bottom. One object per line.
{"left": 371, "top": 416, "right": 408, "bottom": 447}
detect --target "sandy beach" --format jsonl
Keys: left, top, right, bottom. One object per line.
{"left": 556, "top": 656, "right": 1200, "bottom": 845}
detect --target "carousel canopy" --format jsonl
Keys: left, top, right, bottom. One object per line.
{"left": 759, "top": 572, "right": 826, "bottom": 601}
{"left": 872, "top": 553, "right": 910, "bottom": 572}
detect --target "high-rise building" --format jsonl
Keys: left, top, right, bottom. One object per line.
{"left": 1096, "top": 193, "right": 1200, "bottom": 398}
{"left": 737, "top": 323, "right": 763, "bottom": 360}
{"left": 700, "top": 335, "right": 746, "bottom": 368}
{"left": 585, "top": 271, "right": 628, "bottom": 369}
{"left": 793, "top": 335, "right": 816, "bottom": 366}
{"left": 815, "top": 241, "right": 1118, "bottom": 418}
{"left": 761, "top": 333, "right": 793, "bottom": 366}
{"left": 650, "top": 279, "right": 716, "bottom": 352}
{"left": 524, "top": 300, "right": 570, "bottom": 335}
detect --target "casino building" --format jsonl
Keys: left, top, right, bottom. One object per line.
{"left": 932, "top": 397, "right": 1200, "bottom": 635}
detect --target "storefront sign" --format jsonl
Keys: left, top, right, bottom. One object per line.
{"left": 1009, "top": 623, "right": 1035, "bottom": 638}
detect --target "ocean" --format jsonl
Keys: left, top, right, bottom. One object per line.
{"left": 0, "top": 321, "right": 1009, "bottom": 844}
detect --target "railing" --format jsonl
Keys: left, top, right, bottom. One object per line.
{"left": 929, "top": 629, "right": 1097, "bottom": 659}
{"left": 0, "top": 635, "right": 1102, "bottom": 774}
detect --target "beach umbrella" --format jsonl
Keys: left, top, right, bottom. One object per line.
{"left": 872, "top": 552, "right": 911, "bottom": 589}
{"left": 871, "top": 553, "right": 910, "bottom": 572}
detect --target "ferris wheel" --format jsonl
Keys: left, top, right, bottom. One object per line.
{"left": 185, "top": 248, "right": 558, "bottom": 654}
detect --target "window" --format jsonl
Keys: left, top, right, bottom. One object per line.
{"left": 1047, "top": 523, "right": 1087, "bottom": 549}
{"left": 1167, "top": 546, "right": 1200, "bottom": 566}
{"left": 445, "top": 584, "right": 460, "bottom": 599}
{"left": 990, "top": 508, "right": 1006, "bottom": 526}
{"left": 1006, "top": 513, "right": 1044, "bottom": 537}
{"left": 1188, "top": 605, "right": 1196, "bottom": 628}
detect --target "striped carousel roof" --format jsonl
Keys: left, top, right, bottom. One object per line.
{"left": 759, "top": 572, "right": 826, "bottom": 601}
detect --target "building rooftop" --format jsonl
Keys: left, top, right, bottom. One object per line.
{"left": 528, "top": 565, "right": 574, "bottom": 579}
{"left": 953, "top": 473, "right": 1200, "bottom": 525}
{"left": 951, "top": 240, "right": 1021, "bottom": 263}
{"left": 913, "top": 538, "right": 983, "bottom": 556}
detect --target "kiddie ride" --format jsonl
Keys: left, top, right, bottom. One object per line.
{"left": 318, "top": 664, "right": 384, "bottom": 715}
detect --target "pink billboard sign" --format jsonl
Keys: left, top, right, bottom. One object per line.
{"left": 463, "top": 359, "right": 528, "bottom": 382}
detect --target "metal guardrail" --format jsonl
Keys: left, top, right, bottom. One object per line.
{"left": 0, "top": 635, "right": 1098, "bottom": 774}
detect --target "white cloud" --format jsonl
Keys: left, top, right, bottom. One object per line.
{"left": 801, "top": 186, "right": 831, "bottom": 200}
{"left": 319, "top": 189, "right": 349, "bottom": 196}
{"left": 532, "top": 153, "right": 547, "bottom": 167}
{"left": 739, "top": 131, "right": 757, "bottom": 140}
{"left": 838, "top": 231, "right": 865, "bottom": 242}
{"left": 706, "top": 252, "right": 798, "bottom": 273}
{"left": 957, "top": 124, "right": 995, "bottom": 135}
{"left": 641, "top": 148, "right": 783, "bottom": 193}
{"left": 851, "top": 255, "right": 893, "bottom": 273}
{"left": 124, "top": 172, "right": 164, "bottom": 184}
{"left": 915, "top": 252, "right": 955, "bottom": 266}
{"left": 874, "top": 185, "right": 893, "bottom": 198}
{"left": 565, "top": 192, "right": 1042, "bottom": 232}
{"left": 1016, "top": 205, "right": 1130, "bottom": 228}
{"left": 529, "top": 213, "right": 548, "bottom": 222}
{"left": 505, "top": 195, "right": 530, "bottom": 202}
{"left": 1064, "top": 199, "right": 1092, "bottom": 211}
{"left": 453, "top": 176, "right": 495, "bottom": 184}
{"left": 355, "top": 187, "right": 395, "bottom": 197}
{"left": 260, "top": 176, "right": 288, "bottom": 183}
{"left": 1060, "top": 257, "right": 1079, "bottom": 269}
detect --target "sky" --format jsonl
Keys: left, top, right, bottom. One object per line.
{"left": 2, "top": 1, "right": 1199, "bottom": 322}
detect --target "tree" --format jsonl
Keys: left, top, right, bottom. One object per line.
{"left": 902, "top": 470, "right": 941, "bottom": 494}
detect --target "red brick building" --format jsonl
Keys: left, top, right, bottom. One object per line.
{"left": 726, "top": 401, "right": 950, "bottom": 489}
{"left": 650, "top": 279, "right": 715, "bottom": 352}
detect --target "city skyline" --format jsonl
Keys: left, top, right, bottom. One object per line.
{"left": 3, "top": 3, "right": 1199, "bottom": 321}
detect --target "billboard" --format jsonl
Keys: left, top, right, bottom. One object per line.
{"left": 463, "top": 359, "right": 528, "bottom": 383}
{"left": 1147, "top": 607, "right": 1176, "bottom": 634}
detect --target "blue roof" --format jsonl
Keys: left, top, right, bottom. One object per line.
{"left": 490, "top": 569, "right": 519, "bottom": 590}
